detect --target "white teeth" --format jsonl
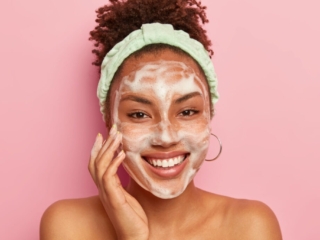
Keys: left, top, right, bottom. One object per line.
{"left": 168, "top": 159, "right": 174, "bottom": 167}
{"left": 162, "top": 160, "right": 168, "bottom": 167}
{"left": 146, "top": 155, "right": 186, "bottom": 168}
{"left": 157, "top": 160, "right": 161, "bottom": 166}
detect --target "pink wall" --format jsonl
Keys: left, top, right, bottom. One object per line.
{"left": 0, "top": 0, "right": 319, "bottom": 239}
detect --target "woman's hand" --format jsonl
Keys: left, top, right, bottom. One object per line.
{"left": 89, "top": 125, "right": 149, "bottom": 240}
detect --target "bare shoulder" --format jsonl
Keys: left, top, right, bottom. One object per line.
{"left": 40, "top": 196, "right": 116, "bottom": 240}
{"left": 200, "top": 191, "right": 282, "bottom": 240}
{"left": 227, "top": 198, "right": 282, "bottom": 240}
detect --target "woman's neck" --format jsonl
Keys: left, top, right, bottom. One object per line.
{"left": 126, "top": 179, "right": 205, "bottom": 230}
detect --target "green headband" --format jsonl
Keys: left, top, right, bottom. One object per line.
{"left": 97, "top": 23, "right": 219, "bottom": 120}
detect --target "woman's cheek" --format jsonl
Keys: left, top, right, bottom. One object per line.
{"left": 118, "top": 122, "right": 152, "bottom": 153}
{"left": 179, "top": 118, "right": 210, "bottom": 141}
{"left": 179, "top": 120, "right": 210, "bottom": 167}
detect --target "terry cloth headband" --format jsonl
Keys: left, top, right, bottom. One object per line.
{"left": 97, "top": 22, "right": 219, "bottom": 120}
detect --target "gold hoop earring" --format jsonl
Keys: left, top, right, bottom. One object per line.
{"left": 205, "top": 133, "right": 222, "bottom": 161}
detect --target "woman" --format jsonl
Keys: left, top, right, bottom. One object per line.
{"left": 40, "top": 0, "right": 282, "bottom": 239}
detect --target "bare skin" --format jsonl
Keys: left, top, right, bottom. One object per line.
{"left": 40, "top": 50, "right": 282, "bottom": 240}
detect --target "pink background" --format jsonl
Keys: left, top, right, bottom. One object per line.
{"left": 0, "top": 0, "right": 319, "bottom": 239}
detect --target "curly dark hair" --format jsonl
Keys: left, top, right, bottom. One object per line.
{"left": 89, "top": 0, "right": 213, "bottom": 68}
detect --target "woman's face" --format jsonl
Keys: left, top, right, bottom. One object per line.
{"left": 111, "top": 49, "right": 211, "bottom": 199}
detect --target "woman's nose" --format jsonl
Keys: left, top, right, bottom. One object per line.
{"left": 150, "top": 121, "right": 180, "bottom": 147}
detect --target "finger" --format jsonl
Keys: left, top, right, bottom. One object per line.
{"left": 102, "top": 150, "right": 126, "bottom": 204}
{"left": 106, "top": 150, "right": 126, "bottom": 177}
{"left": 96, "top": 131, "right": 123, "bottom": 180}
{"left": 88, "top": 133, "right": 103, "bottom": 183}
{"left": 91, "top": 124, "right": 117, "bottom": 178}
{"left": 96, "top": 124, "right": 117, "bottom": 160}
{"left": 103, "top": 150, "right": 125, "bottom": 196}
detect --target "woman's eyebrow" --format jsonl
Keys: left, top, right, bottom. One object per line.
{"left": 120, "top": 95, "right": 153, "bottom": 105}
{"left": 174, "top": 92, "right": 201, "bottom": 104}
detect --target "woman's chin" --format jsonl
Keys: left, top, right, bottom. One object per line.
{"left": 149, "top": 186, "right": 186, "bottom": 199}
{"left": 124, "top": 166, "right": 196, "bottom": 199}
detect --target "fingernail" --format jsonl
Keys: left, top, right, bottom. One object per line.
{"left": 95, "top": 133, "right": 102, "bottom": 148}
{"left": 109, "top": 124, "right": 117, "bottom": 136}
{"left": 95, "top": 133, "right": 101, "bottom": 142}
{"left": 117, "top": 131, "right": 122, "bottom": 140}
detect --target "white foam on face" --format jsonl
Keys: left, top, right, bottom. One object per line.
{"left": 113, "top": 60, "right": 211, "bottom": 199}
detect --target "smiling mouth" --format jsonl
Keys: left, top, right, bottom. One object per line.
{"left": 143, "top": 154, "right": 188, "bottom": 168}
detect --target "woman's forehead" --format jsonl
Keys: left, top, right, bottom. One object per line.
{"left": 117, "top": 50, "right": 207, "bottom": 88}
{"left": 121, "top": 60, "right": 203, "bottom": 90}
{"left": 116, "top": 49, "right": 207, "bottom": 84}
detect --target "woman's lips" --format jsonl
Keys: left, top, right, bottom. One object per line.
{"left": 142, "top": 152, "right": 189, "bottom": 178}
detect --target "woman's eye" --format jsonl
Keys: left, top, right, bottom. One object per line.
{"left": 179, "top": 109, "right": 199, "bottom": 116}
{"left": 128, "top": 112, "right": 148, "bottom": 119}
